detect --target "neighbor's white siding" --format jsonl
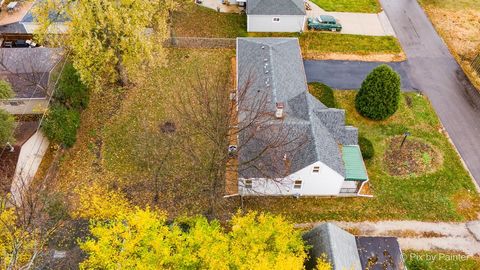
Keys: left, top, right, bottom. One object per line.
{"left": 239, "top": 161, "right": 344, "bottom": 196}
{"left": 247, "top": 15, "right": 306, "bottom": 32}
{"left": 1, "top": 98, "right": 49, "bottom": 115}
{"left": 10, "top": 130, "right": 49, "bottom": 205}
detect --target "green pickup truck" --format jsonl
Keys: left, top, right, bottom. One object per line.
{"left": 307, "top": 15, "right": 342, "bottom": 32}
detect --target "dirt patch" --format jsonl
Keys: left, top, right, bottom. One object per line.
{"left": 303, "top": 51, "right": 407, "bottom": 62}
{"left": 452, "top": 191, "right": 480, "bottom": 220}
{"left": 384, "top": 136, "right": 442, "bottom": 176}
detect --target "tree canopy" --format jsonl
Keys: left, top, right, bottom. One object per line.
{"left": 0, "top": 109, "right": 14, "bottom": 145}
{"left": 355, "top": 64, "right": 401, "bottom": 120}
{"left": 0, "top": 80, "right": 13, "bottom": 99}
{"left": 76, "top": 186, "right": 307, "bottom": 269}
{"left": 34, "top": 0, "right": 175, "bottom": 89}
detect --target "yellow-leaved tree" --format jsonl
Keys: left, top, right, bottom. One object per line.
{"left": 77, "top": 189, "right": 307, "bottom": 270}
{"left": 34, "top": 0, "right": 175, "bottom": 89}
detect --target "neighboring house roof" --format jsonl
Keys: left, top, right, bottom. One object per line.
{"left": 342, "top": 145, "right": 368, "bottom": 181}
{"left": 0, "top": 121, "right": 39, "bottom": 195}
{"left": 236, "top": 38, "right": 358, "bottom": 179}
{"left": 246, "top": 0, "right": 306, "bottom": 15}
{"left": 303, "top": 223, "right": 362, "bottom": 270}
{"left": 356, "top": 236, "right": 406, "bottom": 270}
{"left": 0, "top": 23, "right": 27, "bottom": 34}
{"left": 0, "top": 48, "right": 63, "bottom": 99}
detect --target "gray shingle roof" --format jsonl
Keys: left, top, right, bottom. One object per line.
{"left": 247, "top": 0, "right": 306, "bottom": 15}
{"left": 0, "top": 23, "right": 27, "bottom": 34}
{"left": 303, "top": 223, "right": 362, "bottom": 270}
{"left": 0, "top": 48, "right": 63, "bottom": 98}
{"left": 237, "top": 38, "right": 358, "bottom": 179}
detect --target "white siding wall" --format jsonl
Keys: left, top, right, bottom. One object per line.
{"left": 239, "top": 161, "right": 345, "bottom": 196}
{"left": 1, "top": 98, "right": 49, "bottom": 115}
{"left": 247, "top": 15, "right": 306, "bottom": 32}
{"left": 10, "top": 130, "right": 49, "bottom": 205}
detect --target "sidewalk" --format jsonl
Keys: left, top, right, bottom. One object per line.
{"left": 298, "top": 220, "right": 480, "bottom": 256}
{"left": 306, "top": 1, "right": 396, "bottom": 37}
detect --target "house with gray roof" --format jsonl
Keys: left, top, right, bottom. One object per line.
{"left": 0, "top": 48, "right": 63, "bottom": 115}
{"left": 303, "top": 223, "right": 406, "bottom": 270}
{"left": 244, "top": 0, "right": 306, "bottom": 32}
{"left": 235, "top": 38, "right": 368, "bottom": 196}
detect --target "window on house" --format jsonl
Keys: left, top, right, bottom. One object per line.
{"left": 273, "top": 17, "right": 280, "bottom": 22}
{"left": 313, "top": 166, "right": 320, "bottom": 173}
{"left": 244, "top": 179, "right": 253, "bottom": 189}
{"left": 293, "top": 180, "right": 302, "bottom": 189}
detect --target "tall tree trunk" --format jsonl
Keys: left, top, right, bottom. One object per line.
{"left": 115, "top": 51, "right": 128, "bottom": 87}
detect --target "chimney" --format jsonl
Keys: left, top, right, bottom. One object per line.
{"left": 275, "top": 102, "right": 284, "bottom": 119}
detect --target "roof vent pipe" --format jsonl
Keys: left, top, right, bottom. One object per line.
{"left": 275, "top": 102, "right": 284, "bottom": 119}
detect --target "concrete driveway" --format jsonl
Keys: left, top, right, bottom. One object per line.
{"left": 379, "top": 0, "right": 480, "bottom": 185}
{"left": 305, "top": 1, "right": 395, "bottom": 36}
{"left": 304, "top": 60, "right": 415, "bottom": 90}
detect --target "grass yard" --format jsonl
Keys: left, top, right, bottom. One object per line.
{"left": 243, "top": 91, "right": 479, "bottom": 222}
{"left": 52, "top": 48, "right": 236, "bottom": 218}
{"left": 172, "top": 3, "right": 404, "bottom": 61}
{"left": 404, "top": 251, "right": 480, "bottom": 270}
{"left": 171, "top": 3, "right": 246, "bottom": 38}
{"left": 418, "top": 0, "right": 480, "bottom": 90}
{"left": 249, "top": 32, "right": 404, "bottom": 60}
{"left": 310, "top": 0, "right": 381, "bottom": 13}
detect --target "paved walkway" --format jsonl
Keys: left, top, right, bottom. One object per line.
{"left": 306, "top": 1, "right": 395, "bottom": 36}
{"left": 298, "top": 220, "right": 480, "bottom": 255}
{"left": 380, "top": 0, "right": 480, "bottom": 186}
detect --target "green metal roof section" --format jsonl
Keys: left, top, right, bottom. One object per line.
{"left": 342, "top": 145, "right": 368, "bottom": 181}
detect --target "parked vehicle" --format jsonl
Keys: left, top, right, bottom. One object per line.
{"left": 307, "top": 15, "right": 342, "bottom": 32}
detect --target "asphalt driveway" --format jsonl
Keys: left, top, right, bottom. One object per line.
{"left": 304, "top": 60, "right": 415, "bottom": 90}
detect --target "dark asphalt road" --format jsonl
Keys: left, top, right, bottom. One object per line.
{"left": 380, "top": 0, "right": 480, "bottom": 185}
{"left": 304, "top": 60, "right": 416, "bottom": 90}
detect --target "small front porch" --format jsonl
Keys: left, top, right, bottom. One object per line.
{"left": 340, "top": 145, "right": 370, "bottom": 196}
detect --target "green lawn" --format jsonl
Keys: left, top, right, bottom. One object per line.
{"left": 310, "top": 0, "right": 381, "bottom": 13}
{"left": 171, "top": 3, "right": 403, "bottom": 59}
{"left": 249, "top": 32, "right": 403, "bottom": 58}
{"left": 172, "top": 4, "right": 246, "bottom": 38}
{"left": 243, "top": 91, "right": 479, "bottom": 222}
{"left": 404, "top": 251, "right": 480, "bottom": 270}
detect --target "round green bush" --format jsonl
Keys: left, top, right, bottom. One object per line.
{"left": 358, "top": 136, "right": 374, "bottom": 159}
{"left": 0, "top": 109, "right": 14, "bottom": 145}
{"left": 42, "top": 105, "right": 80, "bottom": 147}
{"left": 0, "top": 80, "right": 13, "bottom": 99}
{"left": 355, "top": 65, "right": 401, "bottom": 120}
{"left": 308, "top": 82, "right": 336, "bottom": 108}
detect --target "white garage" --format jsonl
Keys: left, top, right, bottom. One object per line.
{"left": 246, "top": 0, "right": 306, "bottom": 32}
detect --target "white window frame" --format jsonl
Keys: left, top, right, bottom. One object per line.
{"left": 244, "top": 179, "right": 253, "bottom": 189}
{"left": 313, "top": 166, "right": 320, "bottom": 173}
{"left": 272, "top": 17, "right": 280, "bottom": 22}
{"left": 293, "top": 180, "right": 302, "bottom": 189}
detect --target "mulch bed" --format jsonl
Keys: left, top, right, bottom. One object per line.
{"left": 384, "top": 136, "right": 442, "bottom": 176}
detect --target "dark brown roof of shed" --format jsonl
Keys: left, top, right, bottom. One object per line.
{"left": 0, "top": 121, "right": 39, "bottom": 195}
